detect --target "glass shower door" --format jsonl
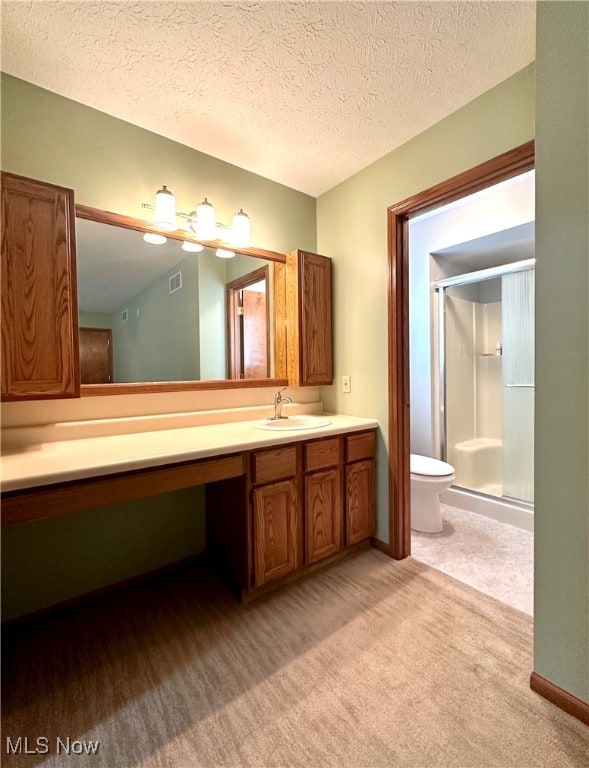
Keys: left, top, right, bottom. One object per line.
{"left": 438, "top": 261, "right": 534, "bottom": 504}
{"left": 501, "top": 269, "right": 534, "bottom": 503}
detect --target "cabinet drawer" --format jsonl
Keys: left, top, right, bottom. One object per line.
{"left": 346, "top": 431, "right": 376, "bottom": 462}
{"left": 305, "top": 438, "right": 341, "bottom": 472}
{"left": 253, "top": 446, "right": 297, "bottom": 485}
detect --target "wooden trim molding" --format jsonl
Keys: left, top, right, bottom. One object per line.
{"left": 370, "top": 537, "right": 393, "bottom": 556}
{"left": 530, "top": 671, "right": 589, "bottom": 726}
{"left": 387, "top": 140, "right": 535, "bottom": 559}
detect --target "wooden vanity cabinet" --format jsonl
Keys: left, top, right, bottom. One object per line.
{"left": 1, "top": 172, "right": 80, "bottom": 400}
{"left": 248, "top": 429, "right": 376, "bottom": 596}
{"left": 345, "top": 432, "right": 377, "bottom": 545}
{"left": 304, "top": 437, "right": 343, "bottom": 564}
{"left": 286, "top": 249, "right": 333, "bottom": 386}
{"left": 251, "top": 446, "right": 303, "bottom": 587}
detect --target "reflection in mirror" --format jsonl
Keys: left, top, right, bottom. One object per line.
{"left": 75, "top": 218, "right": 277, "bottom": 384}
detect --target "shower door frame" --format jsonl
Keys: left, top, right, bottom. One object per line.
{"left": 386, "top": 140, "right": 535, "bottom": 560}
{"left": 435, "top": 258, "right": 536, "bottom": 463}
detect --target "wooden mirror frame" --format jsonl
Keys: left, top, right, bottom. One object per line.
{"left": 76, "top": 204, "right": 289, "bottom": 396}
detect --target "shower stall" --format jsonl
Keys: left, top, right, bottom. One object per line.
{"left": 436, "top": 259, "right": 535, "bottom": 512}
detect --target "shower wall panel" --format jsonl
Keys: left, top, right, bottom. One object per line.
{"left": 475, "top": 302, "right": 503, "bottom": 439}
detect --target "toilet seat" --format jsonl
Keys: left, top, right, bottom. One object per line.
{"left": 410, "top": 454, "right": 454, "bottom": 477}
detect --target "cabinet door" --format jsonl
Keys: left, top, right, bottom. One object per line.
{"left": 253, "top": 479, "right": 299, "bottom": 586}
{"left": 286, "top": 249, "right": 333, "bottom": 386}
{"left": 306, "top": 468, "right": 343, "bottom": 564}
{"left": 1, "top": 173, "right": 79, "bottom": 400}
{"left": 346, "top": 460, "right": 376, "bottom": 545}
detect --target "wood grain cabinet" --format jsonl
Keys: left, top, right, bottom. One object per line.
{"left": 249, "top": 431, "right": 376, "bottom": 594}
{"left": 286, "top": 249, "right": 333, "bottom": 386}
{"left": 345, "top": 432, "right": 376, "bottom": 545}
{"left": 304, "top": 438, "right": 343, "bottom": 564}
{"left": 1, "top": 172, "right": 80, "bottom": 400}
{"left": 251, "top": 446, "right": 302, "bottom": 587}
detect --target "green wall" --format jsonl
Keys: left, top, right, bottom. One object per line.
{"left": 112, "top": 253, "right": 200, "bottom": 383}
{"left": 534, "top": 1, "right": 589, "bottom": 703}
{"left": 316, "top": 64, "right": 535, "bottom": 541}
{"left": 0, "top": 74, "right": 316, "bottom": 255}
{"left": 2, "top": 487, "right": 206, "bottom": 621}
{"left": 79, "top": 311, "right": 113, "bottom": 329}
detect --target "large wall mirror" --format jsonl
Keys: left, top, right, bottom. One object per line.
{"left": 75, "top": 206, "right": 288, "bottom": 394}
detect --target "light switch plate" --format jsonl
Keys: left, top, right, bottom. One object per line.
{"left": 342, "top": 375, "right": 351, "bottom": 393}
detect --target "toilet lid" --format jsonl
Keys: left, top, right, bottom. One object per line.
{"left": 410, "top": 454, "right": 454, "bottom": 477}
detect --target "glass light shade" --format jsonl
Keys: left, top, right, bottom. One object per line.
{"left": 216, "top": 248, "right": 235, "bottom": 259}
{"left": 195, "top": 197, "right": 216, "bottom": 240}
{"left": 153, "top": 185, "right": 177, "bottom": 231}
{"left": 143, "top": 232, "right": 167, "bottom": 245}
{"left": 232, "top": 208, "right": 250, "bottom": 247}
{"left": 181, "top": 240, "right": 204, "bottom": 253}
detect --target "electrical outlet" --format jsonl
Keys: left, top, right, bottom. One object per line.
{"left": 342, "top": 375, "right": 351, "bottom": 393}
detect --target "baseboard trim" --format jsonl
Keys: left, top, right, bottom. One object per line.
{"left": 530, "top": 671, "right": 589, "bottom": 726}
{"left": 370, "top": 537, "right": 393, "bottom": 556}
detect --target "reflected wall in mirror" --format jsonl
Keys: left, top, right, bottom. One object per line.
{"left": 76, "top": 216, "right": 283, "bottom": 385}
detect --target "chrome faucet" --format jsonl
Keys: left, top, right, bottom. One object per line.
{"left": 270, "top": 387, "right": 293, "bottom": 420}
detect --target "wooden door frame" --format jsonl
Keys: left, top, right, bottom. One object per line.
{"left": 387, "top": 140, "right": 535, "bottom": 559}
{"left": 226, "top": 266, "right": 270, "bottom": 379}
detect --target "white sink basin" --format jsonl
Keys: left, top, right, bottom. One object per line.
{"left": 252, "top": 415, "right": 331, "bottom": 431}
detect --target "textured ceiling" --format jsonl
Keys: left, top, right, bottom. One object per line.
{"left": 1, "top": 1, "right": 535, "bottom": 196}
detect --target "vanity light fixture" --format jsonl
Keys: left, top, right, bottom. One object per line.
{"left": 216, "top": 248, "right": 235, "bottom": 259}
{"left": 142, "top": 187, "right": 251, "bottom": 247}
{"left": 143, "top": 232, "right": 167, "bottom": 245}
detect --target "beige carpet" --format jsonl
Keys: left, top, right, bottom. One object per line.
{"left": 2, "top": 549, "right": 587, "bottom": 768}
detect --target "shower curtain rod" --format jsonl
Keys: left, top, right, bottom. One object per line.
{"left": 434, "top": 258, "right": 535, "bottom": 291}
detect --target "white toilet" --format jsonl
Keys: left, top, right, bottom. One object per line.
{"left": 410, "top": 454, "right": 455, "bottom": 533}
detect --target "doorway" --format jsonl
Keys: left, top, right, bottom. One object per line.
{"left": 79, "top": 327, "right": 113, "bottom": 384}
{"left": 226, "top": 266, "right": 270, "bottom": 379}
{"left": 387, "top": 141, "right": 535, "bottom": 559}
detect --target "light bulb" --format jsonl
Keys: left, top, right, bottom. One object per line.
{"left": 143, "top": 232, "right": 167, "bottom": 245}
{"left": 232, "top": 208, "right": 250, "bottom": 247}
{"left": 195, "top": 198, "right": 216, "bottom": 240}
{"left": 182, "top": 240, "right": 204, "bottom": 253}
{"left": 216, "top": 248, "right": 235, "bottom": 259}
{"left": 153, "top": 185, "right": 177, "bottom": 231}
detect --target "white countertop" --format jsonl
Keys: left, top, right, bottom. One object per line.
{"left": 1, "top": 414, "right": 378, "bottom": 493}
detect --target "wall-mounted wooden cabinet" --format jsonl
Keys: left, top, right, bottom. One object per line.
{"left": 286, "top": 249, "right": 333, "bottom": 386}
{"left": 1, "top": 172, "right": 80, "bottom": 400}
